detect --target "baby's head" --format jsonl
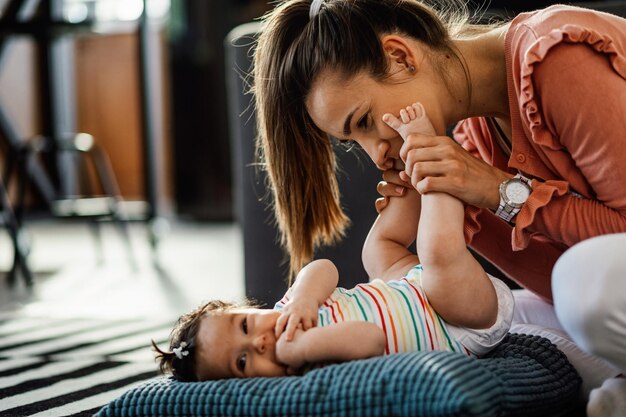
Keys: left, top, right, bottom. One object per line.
{"left": 154, "top": 300, "right": 288, "bottom": 381}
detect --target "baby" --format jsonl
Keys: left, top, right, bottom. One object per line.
{"left": 153, "top": 103, "right": 514, "bottom": 380}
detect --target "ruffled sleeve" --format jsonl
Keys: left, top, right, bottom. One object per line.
{"left": 507, "top": 8, "right": 626, "bottom": 249}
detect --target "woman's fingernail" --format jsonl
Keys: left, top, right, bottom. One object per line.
{"left": 395, "top": 186, "right": 405, "bottom": 195}
{"left": 382, "top": 114, "right": 390, "bottom": 123}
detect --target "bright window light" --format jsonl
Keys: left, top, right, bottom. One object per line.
{"left": 63, "top": 0, "right": 170, "bottom": 22}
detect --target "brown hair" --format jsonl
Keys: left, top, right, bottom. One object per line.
{"left": 253, "top": 0, "right": 489, "bottom": 281}
{"left": 152, "top": 300, "right": 252, "bottom": 381}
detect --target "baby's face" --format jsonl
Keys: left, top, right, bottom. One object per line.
{"left": 195, "top": 308, "right": 288, "bottom": 380}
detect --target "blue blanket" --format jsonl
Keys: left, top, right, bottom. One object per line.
{"left": 96, "top": 333, "right": 581, "bottom": 417}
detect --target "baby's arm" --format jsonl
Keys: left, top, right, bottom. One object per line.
{"left": 363, "top": 188, "right": 421, "bottom": 281}
{"left": 276, "top": 321, "right": 386, "bottom": 369}
{"left": 384, "top": 103, "right": 498, "bottom": 329}
{"left": 275, "top": 259, "right": 338, "bottom": 340}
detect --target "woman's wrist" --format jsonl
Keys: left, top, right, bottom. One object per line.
{"left": 488, "top": 171, "right": 516, "bottom": 210}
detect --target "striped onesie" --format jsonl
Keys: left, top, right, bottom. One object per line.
{"left": 275, "top": 265, "right": 513, "bottom": 357}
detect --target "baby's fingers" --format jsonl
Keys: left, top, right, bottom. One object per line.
{"left": 275, "top": 314, "right": 289, "bottom": 337}
{"left": 285, "top": 315, "right": 301, "bottom": 341}
{"left": 301, "top": 316, "right": 315, "bottom": 331}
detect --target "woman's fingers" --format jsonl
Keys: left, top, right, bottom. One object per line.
{"left": 377, "top": 180, "right": 406, "bottom": 197}
{"left": 409, "top": 158, "right": 507, "bottom": 208}
{"left": 375, "top": 197, "right": 389, "bottom": 213}
{"left": 407, "top": 161, "right": 447, "bottom": 188}
{"left": 382, "top": 169, "right": 407, "bottom": 186}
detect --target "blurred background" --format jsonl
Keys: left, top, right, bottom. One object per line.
{"left": 0, "top": 0, "right": 616, "bottom": 318}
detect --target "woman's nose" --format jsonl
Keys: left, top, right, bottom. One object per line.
{"left": 360, "top": 138, "right": 391, "bottom": 170}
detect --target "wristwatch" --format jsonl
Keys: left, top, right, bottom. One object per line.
{"left": 495, "top": 173, "right": 532, "bottom": 223}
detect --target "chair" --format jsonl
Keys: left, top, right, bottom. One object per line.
{"left": 0, "top": 175, "right": 32, "bottom": 285}
{"left": 0, "top": 0, "right": 144, "bottom": 285}
{"left": 3, "top": 132, "right": 137, "bottom": 273}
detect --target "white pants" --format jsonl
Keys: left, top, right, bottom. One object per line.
{"left": 552, "top": 233, "right": 626, "bottom": 373}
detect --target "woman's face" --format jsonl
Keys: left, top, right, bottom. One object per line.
{"left": 306, "top": 67, "right": 445, "bottom": 171}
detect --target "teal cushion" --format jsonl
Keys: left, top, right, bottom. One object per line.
{"left": 95, "top": 333, "right": 581, "bottom": 417}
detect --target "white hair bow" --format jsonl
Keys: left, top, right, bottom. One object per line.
{"left": 173, "top": 341, "right": 189, "bottom": 360}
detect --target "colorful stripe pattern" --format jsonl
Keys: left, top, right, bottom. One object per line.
{"left": 274, "top": 266, "right": 471, "bottom": 356}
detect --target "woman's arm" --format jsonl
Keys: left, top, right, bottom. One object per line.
{"left": 514, "top": 42, "right": 626, "bottom": 246}
{"left": 276, "top": 321, "right": 386, "bottom": 369}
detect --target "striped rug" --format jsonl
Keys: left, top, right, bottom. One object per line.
{"left": 0, "top": 312, "right": 173, "bottom": 417}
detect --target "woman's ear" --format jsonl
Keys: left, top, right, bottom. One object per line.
{"left": 381, "top": 35, "right": 422, "bottom": 78}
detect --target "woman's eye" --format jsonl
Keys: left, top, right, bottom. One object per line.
{"left": 237, "top": 354, "right": 247, "bottom": 372}
{"left": 357, "top": 113, "right": 369, "bottom": 129}
{"left": 242, "top": 317, "right": 248, "bottom": 334}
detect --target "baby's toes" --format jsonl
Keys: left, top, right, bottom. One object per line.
{"left": 406, "top": 106, "right": 416, "bottom": 120}
{"left": 383, "top": 113, "right": 403, "bottom": 131}
{"left": 411, "top": 102, "right": 425, "bottom": 118}
{"left": 400, "top": 108, "right": 410, "bottom": 124}
{"left": 406, "top": 103, "right": 436, "bottom": 135}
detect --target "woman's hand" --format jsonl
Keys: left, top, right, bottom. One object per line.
{"left": 398, "top": 132, "right": 509, "bottom": 209}
{"left": 375, "top": 169, "right": 411, "bottom": 213}
{"left": 274, "top": 298, "right": 318, "bottom": 341}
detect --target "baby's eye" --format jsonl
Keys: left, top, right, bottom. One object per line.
{"left": 242, "top": 317, "right": 248, "bottom": 334}
{"left": 237, "top": 354, "right": 247, "bottom": 372}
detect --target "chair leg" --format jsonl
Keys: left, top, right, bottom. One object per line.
{"left": 113, "top": 215, "right": 138, "bottom": 271}
{"left": 90, "top": 144, "right": 138, "bottom": 271}
{"left": 0, "top": 178, "right": 32, "bottom": 286}
{"left": 8, "top": 227, "right": 33, "bottom": 286}
{"left": 88, "top": 221, "right": 105, "bottom": 266}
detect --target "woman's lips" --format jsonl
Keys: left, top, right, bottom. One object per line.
{"left": 393, "top": 159, "right": 405, "bottom": 170}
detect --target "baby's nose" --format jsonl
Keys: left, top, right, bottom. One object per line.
{"left": 253, "top": 334, "right": 266, "bottom": 353}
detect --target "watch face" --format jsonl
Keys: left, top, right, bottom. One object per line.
{"left": 505, "top": 180, "right": 531, "bottom": 205}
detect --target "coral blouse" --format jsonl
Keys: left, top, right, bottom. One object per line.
{"left": 454, "top": 5, "right": 626, "bottom": 302}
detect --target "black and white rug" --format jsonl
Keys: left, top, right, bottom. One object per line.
{"left": 0, "top": 313, "right": 173, "bottom": 417}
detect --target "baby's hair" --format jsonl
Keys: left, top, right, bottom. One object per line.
{"left": 152, "top": 299, "right": 257, "bottom": 381}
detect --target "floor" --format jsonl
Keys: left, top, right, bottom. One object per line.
{"left": 0, "top": 218, "right": 245, "bottom": 321}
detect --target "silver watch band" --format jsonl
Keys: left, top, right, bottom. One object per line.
{"left": 495, "top": 201, "right": 518, "bottom": 222}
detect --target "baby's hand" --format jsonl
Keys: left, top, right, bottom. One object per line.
{"left": 274, "top": 298, "right": 318, "bottom": 341}
{"left": 276, "top": 328, "right": 306, "bottom": 370}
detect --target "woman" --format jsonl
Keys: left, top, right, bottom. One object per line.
{"left": 252, "top": 0, "right": 625, "bottom": 413}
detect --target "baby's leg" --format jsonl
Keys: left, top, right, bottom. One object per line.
{"left": 384, "top": 102, "right": 498, "bottom": 329}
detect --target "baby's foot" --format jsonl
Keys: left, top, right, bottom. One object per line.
{"left": 383, "top": 102, "right": 436, "bottom": 140}
{"left": 587, "top": 376, "right": 626, "bottom": 417}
